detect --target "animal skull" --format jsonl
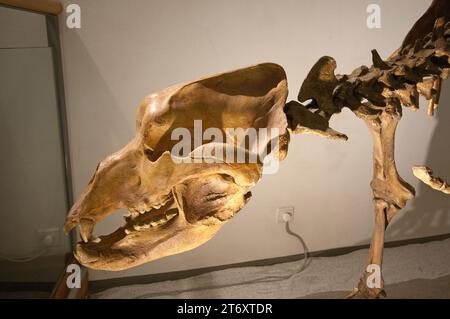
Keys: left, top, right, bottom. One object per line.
{"left": 64, "top": 63, "right": 289, "bottom": 270}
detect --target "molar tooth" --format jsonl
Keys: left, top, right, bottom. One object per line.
{"left": 128, "top": 209, "right": 140, "bottom": 218}
{"left": 131, "top": 212, "right": 139, "bottom": 218}
{"left": 80, "top": 219, "right": 95, "bottom": 243}
{"left": 139, "top": 222, "right": 150, "bottom": 229}
{"left": 166, "top": 213, "right": 177, "bottom": 220}
{"left": 133, "top": 222, "right": 152, "bottom": 231}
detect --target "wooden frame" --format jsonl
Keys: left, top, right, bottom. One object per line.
{"left": 0, "top": 0, "right": 63, "bottom": 15}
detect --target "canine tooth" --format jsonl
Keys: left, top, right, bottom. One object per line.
{"left": 80, "top": 219, "right": 94, "bottom": 243}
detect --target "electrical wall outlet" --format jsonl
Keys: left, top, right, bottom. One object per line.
{"left": 36, "top": 228, "right": 60, "bottom": 248}
{"left": 276, "top": 207, "right": 294, "bottom": 223}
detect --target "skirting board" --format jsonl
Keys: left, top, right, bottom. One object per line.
{"left": 89, "top": 232, "right": 450, "bottom": 293}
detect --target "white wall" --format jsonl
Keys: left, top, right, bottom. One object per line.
{"left": 58, "top": 0, "right": 450, "bottom": 281}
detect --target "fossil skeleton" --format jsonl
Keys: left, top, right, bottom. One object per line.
{"left": 65, "top": 0, "right": 450, "bottom": 298}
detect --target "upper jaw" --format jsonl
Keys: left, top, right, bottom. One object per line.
{"left": 65, "top": 190, "right": 177, "bottom": 244}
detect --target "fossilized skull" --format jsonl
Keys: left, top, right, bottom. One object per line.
{"left": 64, "top": 63, "right": 289, "bottom": 270}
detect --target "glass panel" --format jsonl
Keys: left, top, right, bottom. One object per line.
{"left": 0, "top": 7, "right": 71, "bottom": 299}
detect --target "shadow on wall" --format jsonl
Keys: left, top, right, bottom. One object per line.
{"left": 386, "top": 80, "right": 450, "bottom": 241}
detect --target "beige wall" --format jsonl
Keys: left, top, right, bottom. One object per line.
{"left": 58, "top": 0, "right": 450, "bottom": 281}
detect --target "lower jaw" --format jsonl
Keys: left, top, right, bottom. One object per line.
{"left": 74, "top": 219, "right": 225, "bottom": 271}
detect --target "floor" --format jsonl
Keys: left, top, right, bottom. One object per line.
{"left": 92, "top": 238, "right": 450, "bottom": 299}
{"left": 303, "top": 275, "right": 450, "bottom": 299}
{"left": 0, "top": 291, "right": 50, "bottom": 299}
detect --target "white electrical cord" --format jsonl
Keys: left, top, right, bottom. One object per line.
{"left": 0, "top": 249, "right": 48, "bottom": 263}
{"left": 285, "top": 219, "right": 309, "bottom": 272}
{"left": 134, "top": 218, "right": 309, "bottom": 299}
{"left": 0, "top": 233, "right": 56, "bottom": 263}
